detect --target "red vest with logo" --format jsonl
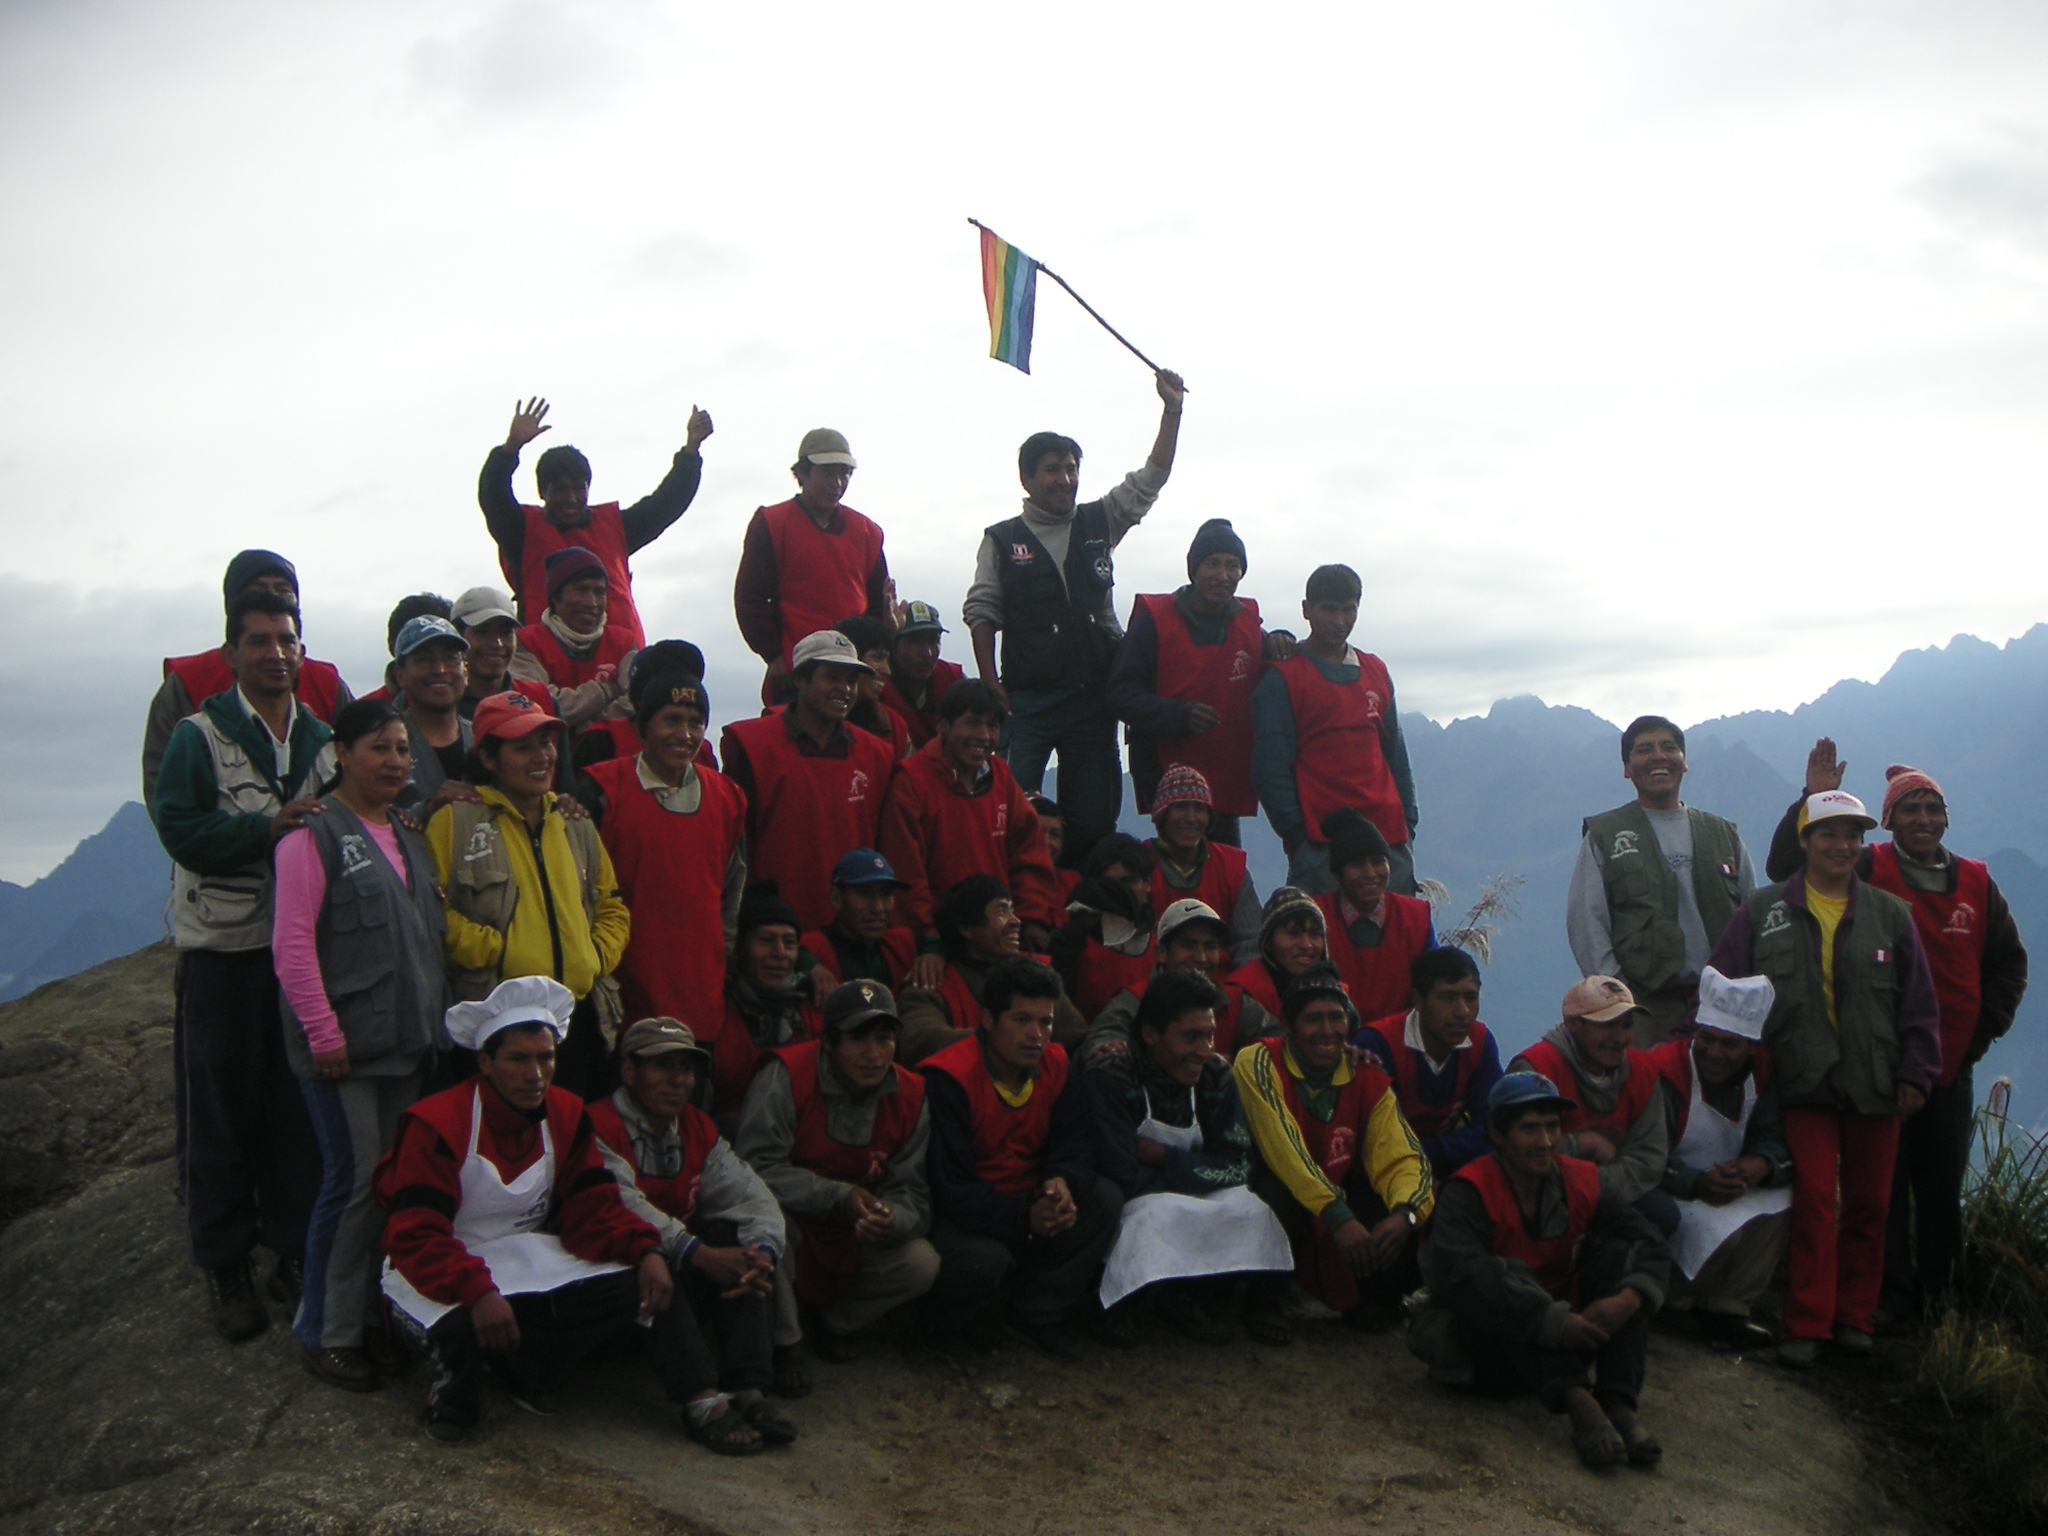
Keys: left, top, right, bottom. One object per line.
{"left": 1359, "top": 1013, "right": 1491, "bottom": 1137}
{"left": 921, "top": 1036, "right": 1069, "bottom": 1197}
{"left": 759, "top": 500, "right": 884, "bottom": 669}
{"left": 1867, "top": 842, "right": 1989, "bottom": 1087}
{"left": 165, "top": 652, "right": 345, "bottom": 722}
{"left": 508, "top": 503, "right": 645, "bottom": 647}
{"left": 1135, "top": 593, "right": 1263, "bottom": 815}
{"left": 1148, "top": 840, "right": 1250, "bottom": 930}
{"left": 584, "top": 756, "right": 746, "bottom": 1035}
{"left": 709, "top": 995, "right": 823, "bottom": 1118}
{"left": 1648, "top": 1036, "right": 1774, "bottom": 1143}
{"left": 586, "top": 1095, "right": 719, "bottom": 1225}
{"left": 1514, "top": 1039, "right": 1660, "bottom": 1145}
{"left": 1453, "top": 1153, "right": 1604, "bottom": 1304}
{"left": 800, "top": 928, "right": 920, "bottom": 991}
{"left": 1228, "top": 958, "right": 1285, "bottom": 1021}
{"left": 935, "top": 964, "right": 984, "bottom": 1033}
{"left": 1317, "top": 891, "right": 1433, "bottom": 1022}
{"left": 772, "top": 1040, "right": 927, "bottom": 1303}
{"left": 719, "top": 712, "right": 895, "bottom": 932}
{"left": 1074, "top": 933, "right": 1158, "bottom": 1023}
{"left": 516, "top": 621, "right": 635, "bottom": 691}
{"left": 1127, "top": 971, "right": 1249, "bottom": 1058}
{"left": 1273, "top": 651, "right": 1406, "bottom": 847}
{"left": 1256, "top": 1037, "right": 1392, "bottom": 1310}
{"left": 879, "top": 660, "right": 966, "bottom": 748}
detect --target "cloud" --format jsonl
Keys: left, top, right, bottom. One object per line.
{"left": 1913, "top": 121, "right": 2048, "bottom": 250}
{"left": 622, "top": 232, "right": 746, "bottom": 285}
{"left": 410, "top": 0, "right": 622, "bottom": 118}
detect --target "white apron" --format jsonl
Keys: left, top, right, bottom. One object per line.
{"left": 381, "top": 1088, "right": 628, "bottom": 1329}
{"left": 1098, "top": 1085, "right": 1292, "bottom": 1307}
{"left": 1669, "top": 1065, "right": 1792, "bottom": 1279}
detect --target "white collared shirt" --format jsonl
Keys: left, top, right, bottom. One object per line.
{"left": 237, "top": 687, "right": 296, "bottom": 780}
{"left": 1403, "top": 1007, "right": 1471, "bottom": 1076}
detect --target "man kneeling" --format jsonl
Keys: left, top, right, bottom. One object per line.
{"left": 376, "top": 978, "right": 675, "bottom": 1446}
{"left": 737, "top": 982, "right": 939, "bottom": 1385}
{"left": 1410, "top": 1072, "right": 1670, "bottom": 1470}
{"left": 1086, "top": 969, "right": 1291, "bottom": 1345}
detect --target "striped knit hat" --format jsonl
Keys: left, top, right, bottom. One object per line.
{"left": 1879, "top": 764, "right": 1945, "bottom": 829}
{"left": 1151, "top": 765, "right": 1214, "bottom": 817}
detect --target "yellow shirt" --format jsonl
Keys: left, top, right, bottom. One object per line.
{"left": 1805, "top": 888, "right": 1846, "bottom": 1025}
{"left": 1232, "top": 1041, "right": 1433, "bottom": 1225}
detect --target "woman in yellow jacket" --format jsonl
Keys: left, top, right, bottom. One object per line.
{"left": 425, "top": 691, "right": 630, "bottom": 1098}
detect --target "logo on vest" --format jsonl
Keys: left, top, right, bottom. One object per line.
{"left": 1321, "top": 1126, "right": 1357, "bottom": 1179}
{"left": 338, "top": 834, "right": 375, "bottom": 880}
{"left": 1759, "top": 902, "right": 1791, "bottom": 938}
{"left": 1228, "top": 649, "right": 1253, "bottom": 682}
{"left": 1092, "top": 555, "right": 1113, "bottom": 585}
{"left": 463, "top": 823, "right": 497, "bottom": 864}
{"left": 994, "top": 803, "right": 1009, "bottom": 838}
{"left": 1009, "top": 543, "right": 1035, "bottom": 563}
{"left": 1362, "top": 690, "right": 1384, "bottom": 727}
{"left": 1945, "top": 902, "right": 1977, "bottom": 937}
{"left": 1610, "top": 830, "right": 1640, "bottom": 858}
{"left": 848, "top": 769, "right": 871, "bottom": 804}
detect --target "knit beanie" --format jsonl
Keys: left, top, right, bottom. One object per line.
{"left": 1150, "top": 765, "right": 1214, "bottom": 819}
{"left": 634, "top": 673, "right": 709, "bottom": 733}
{"left": 1321, "top": 808, "right": 1391, "bottom": 874}
{"left": 1281, "top": 961, "right": 1354, "bottom": 1024}
{"left": 222, "top": 549, "right": 298, "bottom": 611}
{"left": 543, "top": 546, "right": 607, "bottom": 605}
{"left": 629, "top": 641, "right": 710, "bottom": 730}
{"left": 1257, "top": 886, "right": 1326, "bottom": 961}
{"left": 736, "top": 883, "right": 803, "bottom": 940}
{"left": 1880, "top": 764, "right": 1945, "bottom": 829}
{"left": 1185, "top": 518, "right": 1248, "bottom": 581}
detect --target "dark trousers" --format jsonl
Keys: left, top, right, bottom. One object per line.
{"left": 656, "top": 1221, "right": 774, "bottom": 1399}
{"left": 1247, "top": 1164, "right": 1421, "bottom": 1314}
{"left": 175, "top": 947, "right": 321, "bottom": 1269}
{"left": 926, "top": 1177, "right": 1124, "bottom": 1329}
{"left": 553, "top": 994, "right": 617, "bottom": 1103}
{"left": 1453, "top": 1238, "right": 1648, "bottom": 1414}
{"left": 1883, "top": 1067, "right": 1975, "bottom": 1318}
{"left": 1002, "top": 687, "right": 1123, "bottom": 867}
{"left": 405, "top": 1270, "right": 650, "bottom": 1426}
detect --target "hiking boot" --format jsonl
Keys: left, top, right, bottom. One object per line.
{"left": 424, "top": 1411, "right": 470, "bottom": 1446}
{"left": 302, "top": 1343, "right": 380, "bottom": 1393}
{"left": 1831, "top": 1325, "right": 1874, "bottom": 1358}
{"left": 1776, "top": 1337, "right": 1822, "bottom": 1369}
{"left": 206, "top": 1260, "right": 268, "bottom": 1342}
{"left": 266, "top": 1255, "right": 303, "bottom": 1310}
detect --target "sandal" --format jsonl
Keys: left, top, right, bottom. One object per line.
{"left": 1573, "top": 1421, "right": 1628, "bottom": 1469}
{"left": 737, "top": 1396, "right": 800, "bottom": 1445}
{"left": 684, "top": 1402, "right": 763, "bottom": 1457}
{"left": 770, "top": 1345, "right": 813, "bottom": 1399}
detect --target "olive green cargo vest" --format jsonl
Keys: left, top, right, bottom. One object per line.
{"left": 1746, "top": 878, "right": 1917, "bottom": 1115}
{"left": 1583, "top": 802, "right": 1743, "bottom": 994}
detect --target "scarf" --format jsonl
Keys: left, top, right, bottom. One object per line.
{"left": 542, "top": 608, "right": 606, "bottom": 657}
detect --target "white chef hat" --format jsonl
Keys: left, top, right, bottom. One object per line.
{"left": 444, "top": 975, "right": 576, "bottom": 1052}
{"left": 1693, "top": 966, "right": 1773, "bottom": 1041}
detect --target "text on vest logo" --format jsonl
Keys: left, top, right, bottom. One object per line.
{"left": 338, "top": 834, "right": 374, "bottom": 879}
{"left": 1362, "top": 690, "right": 1384, "bottom": 726}
{"left": 1759, "top": 902, "right": 1791, "bottom": 937}
{"left": 1610, "top": 830, "right": 1640, "bottom": 858}
{"left": 1321, "top": 1126, "right": 1356, "bottom": 1178}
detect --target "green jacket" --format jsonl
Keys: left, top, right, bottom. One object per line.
{"left": 1583, "top": 802, "right": 1743, "bottom": 994}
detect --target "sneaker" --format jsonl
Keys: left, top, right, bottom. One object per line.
{"left": 1154, "top": 1286, "right": 1233, "bottom": 1346}
{"left": 301, "top": 1343, "right": 381, "bottom": 1393}
{"left": 1831, "top": 1325, "right": 1874, "bottom": 1358}
{"left": 424, "top": 1411, "right": 470, "bottom": 1446}
{"left": 1776, "top": 1337, "right": 1822, "bottom": 1369}
{"left": 266, "top": 1256, "right": 303, "bottom": 1310}
{"left": 1007, "top": 1314, "right": 1085, "bottom": 1363}
{"left": 205, "top": 1260, "right": 268, "bottom": 1342}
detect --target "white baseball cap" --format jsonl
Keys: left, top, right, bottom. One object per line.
{"left": 1693, "top": 966, "right": 1773, "bottom": 1041}
{"left": 1800, "top": 790, "right": 1877, "bottom": 833}
{"left": 1158, "top": 899, "right": 1229, "bottom": 943}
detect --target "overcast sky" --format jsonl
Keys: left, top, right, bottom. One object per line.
{"left": 3, "top": 0, "right": 2045, "bottom": 882}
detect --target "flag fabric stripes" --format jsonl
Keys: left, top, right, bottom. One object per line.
{"left": 978, "top": 225, "right": 1038, "bottom": 373}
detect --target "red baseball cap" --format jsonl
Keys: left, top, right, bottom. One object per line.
{"left": 471, "top": 690, "right": 565, "bottom": 743}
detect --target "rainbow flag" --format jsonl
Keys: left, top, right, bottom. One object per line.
{"left": 978, "top": 224, "right": 1038, "bottom": 373}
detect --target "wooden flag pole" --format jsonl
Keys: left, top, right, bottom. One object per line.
{"left": 968, "top": 218, "right": 1174, "bottom": 379}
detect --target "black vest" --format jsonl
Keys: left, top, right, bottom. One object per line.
{"left": 987, "top": 502, "right": 1120, "bottom": 691}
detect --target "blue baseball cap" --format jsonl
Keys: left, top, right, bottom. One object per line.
{"left": 394, "top": 615, "right": 468, "bottom": 659}
{"left": 1488, "top": 1071, "right": 1578, "bottom": 1125}
{"left": 831, "top": 849, "right": 909, "bottom": 889}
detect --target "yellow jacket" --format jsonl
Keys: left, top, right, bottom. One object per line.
{"left": 425, "top": 787, "right": 629, "bottom": 1000}
{"left": 1233, "top": 1038, "right": 1433, "bottom": 1228}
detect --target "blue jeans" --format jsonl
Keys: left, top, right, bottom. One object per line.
{"left": 1003, "top": 686, "right": 1123, "bottom": 865}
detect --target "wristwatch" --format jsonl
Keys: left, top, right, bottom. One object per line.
{"left": 1394, "top": 1203, "right": 1419, "bottom": 1229}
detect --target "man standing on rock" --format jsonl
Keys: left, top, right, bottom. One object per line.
{"left": 154, "top": 588, "right": 335, "bottom": 1341}
{"left": 1567, "top": 714, "right": 1757, "bottom": 1048}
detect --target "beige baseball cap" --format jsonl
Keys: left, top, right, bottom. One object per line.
{"left": 798, "top": 428, "right": 856, "bottom": 468}
{"left": 1562, "top": 975, "right": 1644, "bottom": 1024}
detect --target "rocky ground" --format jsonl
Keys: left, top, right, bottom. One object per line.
{"left": 0, "top": 945, "right": 1922, "bottom": 1536}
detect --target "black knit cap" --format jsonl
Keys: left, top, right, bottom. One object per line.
{"left": 629, "top": 641, "right": 710, "bottom": 732}
{"left": 736, "top": 882, "right": 803, "bottom": 939}
{"left": 1321, "top": 808, "right": 1390, "bottom": 875}
{"left": 1281, "top": 961, "right": 1355, "bottom": 1024}
{"left": 1185, "top": 518, "right": 1247, "bottom": 581}
{"left": 222, "top": 549, "right": 298, "bottom": 611}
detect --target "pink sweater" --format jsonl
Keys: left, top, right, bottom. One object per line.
{"left": 272, "top": 818, "right": 411, "bottom": 1057}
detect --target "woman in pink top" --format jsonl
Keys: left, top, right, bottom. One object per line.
{"left": 272, "top": 698, "right": 448, "bottom": 1393}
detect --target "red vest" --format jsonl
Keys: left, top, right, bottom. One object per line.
{"left": 1273, "top": 651, "right": 1406, "bottom": 848}
{"left": 1074, "top": 933, "right": 1157, "bottom": 1023}
{"left": 935, "top": 964, "right": 984, "bottom": 1033}
{"left": 507, "top": 503, "right": 645, "bottom": 647}
{"left": 799, "top": 928, "right": 920, "bottom": 990}
{"left": 1514, "top": 1039, "right": 1660, "bottom": 1145}
{"left": 584, "top": 756, "right": 746, "bottom": 1035}
{"left": 165, "top": 651, "right": 345, "bottom": 722}
{"left": 853, "top": 705, "right": 913, "bottom": 762}
{"left": 759, "top": 500, "right": 884, "bottom": 668}
{"left": 516, "top": 621, "right": 635, "bottom": 690}
{"left": 719, "top": 712, "right": 895, "bottom": 931}
{"left": 400, "top": 1079, "right": 589, "bottom": 1197}
{"left": 1648, "top": 1037, "right": 1774, "bottom": 1143}
{"left": 710, "top": 995, "right": 823, "bottom": 1118}
{"left": 1359, "top": 1012, "right": 1491, "bottom": 1137}
{"left": 921, "top": 1036, "right": 1069, "bottom": 1197}
{"left": 1227, "top": 958, "right": 1285, "bottom": 1021}
{"left": 1135, "top": 593, "right": 1262, "bottom": 815}
{"left": 1127, "top": 971, "right": 1249, "bottom": 1057}
{"left": 1255, "top": 1037, "right": 1393, "bottom": 1310}
{"left": 773, "top": 1040, "right": 926, "bottom": 1304}
{"left": 879, "top": 660, "right": 966, "bottom": 748}
{"left": 1867, "top": 842, "right": 1989, "bottom": 1087}
{"left": 1148, "top": 840, "right": 1249, "bottom": 930}
{"left": 1317, "top": 891, "right": 1433, "bottom": 1022}
{"left": 586, "top": 1095, "right": 719, "bottom": 1225}
{"left": 880, "top": 740, "right": 1058, "bottom": 932}
{"left": 1453, "top": 1153, "right": 1604, "bottom": 1304}
{"left": 1054, "top": 868, "right": 1082, "bottom": 908}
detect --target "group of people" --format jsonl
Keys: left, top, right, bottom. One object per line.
{"left": 143, "top": 376, "right": 2027, "bottom": 1469}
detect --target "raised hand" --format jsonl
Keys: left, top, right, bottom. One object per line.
{"left": 506, "top": 397, "right": 552, "bottom": 450}
{"left": 685, "top": 405, "right": 714, "bottom": 452}
{"left": 1155, "top": 369, "right": 1187, "bottom": 410}
{"left": 1804, "top": 737, "right": 1845, "bottom": 795}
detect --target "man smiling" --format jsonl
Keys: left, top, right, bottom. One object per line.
{"left": 1355, "top": 947, "right": 1505, "bottom": 1181}
{"left": 1569, "top": 714, "right": 1757, "bottom": 1047}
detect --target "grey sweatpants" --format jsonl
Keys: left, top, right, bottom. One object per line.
{"left": 297, "top": 1070, "right": 422, "bottom": 1348}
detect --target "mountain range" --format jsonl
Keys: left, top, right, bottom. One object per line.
{"left": 10, "top": 625, "right": 2045, "bottom": 1121}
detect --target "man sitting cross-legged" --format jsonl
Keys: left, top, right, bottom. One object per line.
{"left": 586, "top": 1017, "right": 796, "bottom": 1456}
{"left": 1408, "top": 1072, "right": 1670, "bottom": 1471}
{"left": 375, "top": 978, "right": 678, "bottom": 1447}
{"left": 737, "top": 982, "right": 939, "bottom": 1388}
{"left": 1086, "top": 969, "right": 1291, "bottom": 1345}
{"left": 920, "top": 957, "right": 1122, "bottom": 1361}
{"left": 1235, "top": 963, "right": 1433, "bottom": 1343}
